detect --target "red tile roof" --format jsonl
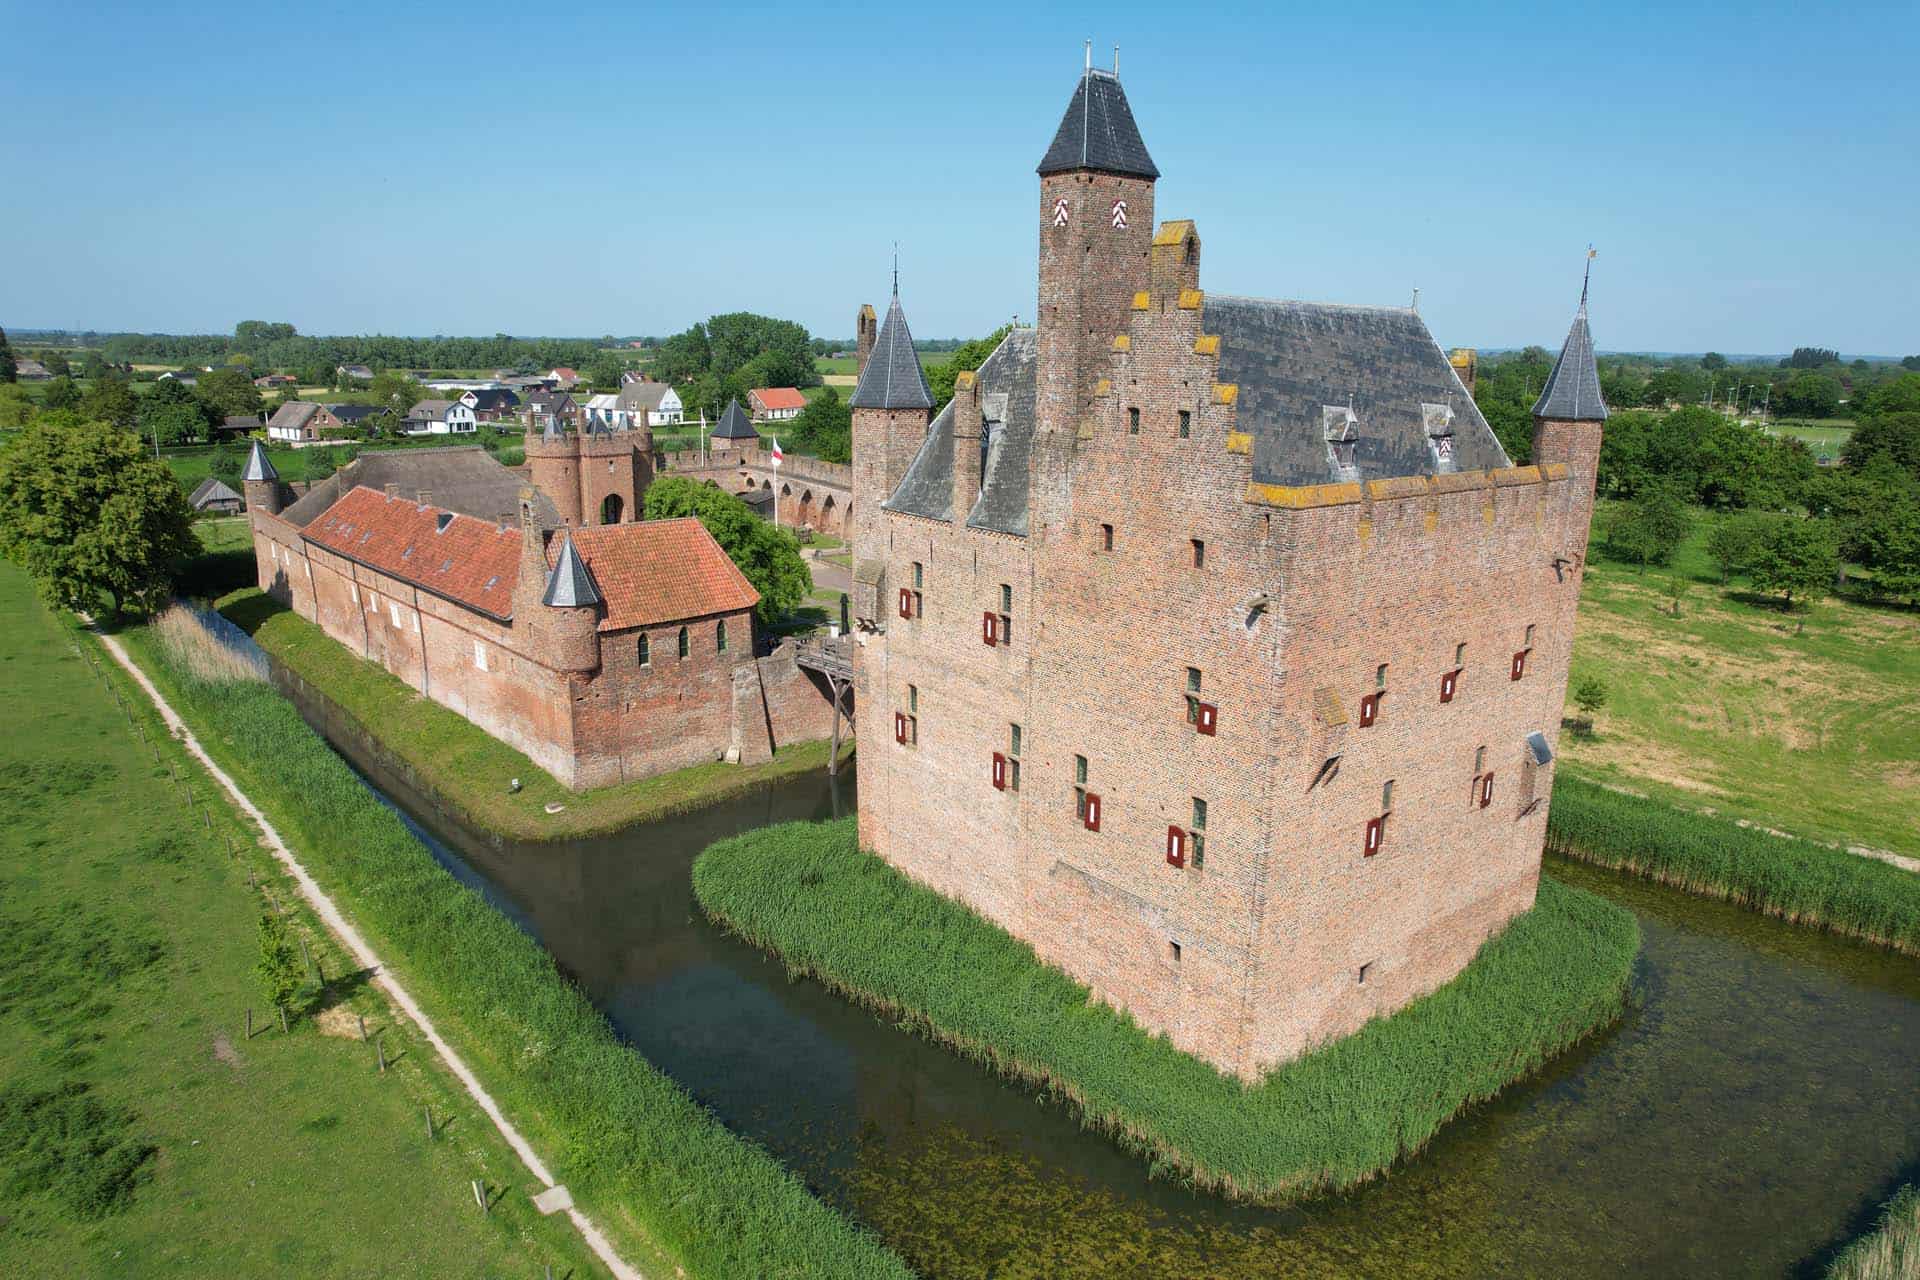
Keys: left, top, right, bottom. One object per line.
{"left": 750, "top": 387, "right": 807, "bottom": 411}
{"left": 555, "top": 518, "right": 759, "bottom": 631}
{"left": 303, "top": 485, "right": 521, "bottom": 620}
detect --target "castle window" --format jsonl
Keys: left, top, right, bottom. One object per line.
{"left": 677, "top": 626, "right": 689, "bottom": 660}
{"left": 1440, "top": 666, "right": 1460, "bottom": 703}
{"left": 1525, "top": 624, "right": 1536, "bottom": 646}
{"left": 897, "top": 686, "right": 919, "bottom": 747}
{"left": 716, "top": 619, "right": 728, "bottom": 653}
{"left": 1455, "top": 642, "right": 1467, "bottom": 665}
{"left": 638, "top": 633, "right": 650, "bottom": 667}
{"left": 1169, "top": 940, "right": 1182, "bottom": 963}
{"left": 1190, "top": 797, "right": 1207, "bottom": 869}
{"left": 1511, "top": 648, "right": 1529, "bottom": 681}
{"left": 1178, "top": 410, "right": 1191, "bottom": 439}
{"left": 1357, "top": 962, "right": 1372, "bottom": 985}
{"left": 914, "top": 561, "right": 924, "bottom": 589}
{"left": 909, "top": 684, "right": 918, "bottom": 714}
{"left": 1128, "top": 407, "right": 1140, "bottom": 434}
{"left": 1382, "top": 779, "right": 1395, "bottom": 812}
{"left": 473, "top": 640, "right": 488, "bottom": 672}
{"left": 1191, "top": 539, "right": 1205, "bottom": 569}
{"left": 1007, "top": 723, "right": 1021, "bottom": 791}
{"left": 1376, "top": 663, "right": 1388, "bottom": 690}
{"left": 1185, "top": 667, "right": 1202, "bottom": 721}
{"left": 1478, "top": 771, "right": 1495, "bottom": 809}
{"left": 1000, "top": 583, "right": 1013, "bottom": 613}
{"left": 1100, "top": 523, "right": 1114, "bottom": 552}
{"left": 1074, "top": 754, "right": 1099, "bottom": 829}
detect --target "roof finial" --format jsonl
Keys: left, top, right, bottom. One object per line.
{"left": 1084, "top": 38, "right": 1092, "bottom": 73}
{"left": 1411, "top": 286, "right": 1420, "bottom": 313}
{"left": 1113, "top": 44, "right": 1120, "bottom": 75}
{"left": 1581, "top": 244, "right": 1595, "bottom": 308}
{"left": 892, "top": 241, "right": 899, "bottom": 297}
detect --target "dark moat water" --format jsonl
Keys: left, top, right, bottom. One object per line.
{"left": 286, "top": 679, "right": 1920, "bottom": 1279}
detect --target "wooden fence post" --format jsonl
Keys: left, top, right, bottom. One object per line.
{"left": 245, "top": 1007, "right": 253, "bottom": 1039}
{"left": 424, "top": 1106, "right": 434, "bottom": 1141}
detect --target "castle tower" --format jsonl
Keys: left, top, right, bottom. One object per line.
{"left": 241, "top": 440, "right": 283, "bottom": 516}
{"left": 508, "top": 489, "right": 601, "bottom": 673}
{"left": 524, "top": 416, "right": 584, "bottom": 526}
{"left": 1531, "top": 265, "right": 1609, "bottom": 558}
{"left": 1031, "top": 56, "right": 1158, "bottom": 536}
{"left": 849, "top": 289, "right": 933, "bottom": 553}
{"left": 855, "top": 303, "right": 878, "bottom": 376}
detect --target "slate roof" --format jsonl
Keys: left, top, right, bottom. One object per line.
{"left": 465, "top": 387, "right": 519, "bottom": 412}
{"left": 849, "top": 295, "right": 933, "bottom": 410}
{"left": 1202, "top": 296, "right": 1510, "bottom": 486}
{"left": 712, "top": 398, "right": 761, "bottom": 440}
{"left": 325, "top": 403, "right": 381, "bottom": 424}
{"left": 884, "top": 328, "right": 1038, "bottom": 535}
{"left": 556, "top": 518, "right": 760, "bottom": 631}
{"left": 617, "top": 381, "right": 675, "bottom": 412}
{"left": 278, "top": 446, "right": 560, "bottom": 530}
{"left": 526, "top": 388, "right": 574, "bottom": 412}
{"left": 189, "top": 477, "right": 243, "bottom": 508}
{"left": 1532, "top": 294, "right": 1608, "bottom": 422}
{"left": 303, "top": 485, "right": 522, "bottom": 622}
{"left": 541, "top": 530, "right": 601, "bottom": 608}
{"left": 1036, "top": 68, "right": 1158, "bottom": 180}
{"left": 268, "top": 401, "right": 322, "bottom": 432}
{"left": 242, "top": 440, "right": 277, "bottom": 482}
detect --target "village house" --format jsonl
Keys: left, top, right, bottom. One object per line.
{"left": 848, "top": 64, "right": 1607, "bottom": 1082}
{"left": 325, "top": 403, "right": 383, "bottom": 432}
{"left": 404, "top": 398, "right": 478, "bottom": 436}
{"left": 219, "top": 414, "right": 263, "bottom": 437}
{"left": 267, "top": 401, "right": 344, "bottom": 444}
{"left": 254, "top": 372, "right": 298, "bottom": 389}
{"left": 580, "top": 394, "right": 633, "bottom": 431}
{"left": 460, "top": 387, "right": 521, "bottom": 422}
{"left": 548, "top": 366, "right": 581, "bottom": 390}
{"left": 159, "top": 369, "right": 200, "bottom": 387}
{"left": 617, "top": 376, "right": 684, "bottom": 426}
{"left": 336, "top": 364, "right": 375, "bottom": 382}
{"left": 12, "top": 358, "right": 51, "bottom": 380}
{"left": 524, "top": 388, "right": 578, "bottom": 431}
{"left": 748, "top": 387, "right": 806, "bottom": 422}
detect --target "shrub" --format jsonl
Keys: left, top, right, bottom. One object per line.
{"left": 694, "top": 819, "right": 1639, "bottom": 1204}
{"left": 1546, "top": 774, "right": 1920, "bottom": 954}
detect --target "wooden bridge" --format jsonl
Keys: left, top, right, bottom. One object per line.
{"left": 795, "top": 635, "right": 855, "bottom": 774}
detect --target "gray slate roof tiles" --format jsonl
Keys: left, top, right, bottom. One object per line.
{"left": 1036, "top": 69, "right": 1158, "bottom": 180}
{"left": 1532, "top": 298, "right": 1608, "bottom": 422}
{"left": 541, "top": 531, "right": 601, "bottom": 608}
{"left": 712, "top": 398, "right": 761, "bottom": 440}
{"left": 849, "top": 295, "right": 933, "bottom": 410}
{"left": 242, "top": 440, "right": 277, "bottom": 482}
{"left": 884, "top": 328, "right": 1038, "bottom": 536}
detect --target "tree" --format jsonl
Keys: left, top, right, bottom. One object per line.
{"left": 1571, "top": 675, "right": 1609, "bottom": 734}
{"left": 584, "top": 352, "right": 627, "bottom": 390}
{"left": 254, "top": 912, "right": 304, "bottom": 1026}
{"left": 0, "top": 415, "right": 197, "bottom": 617}
{"left": 0, "top": 325, "right": 14, "bottom": 383}
{"left": 194, "top": 368, "right": 263, "bottom": 420}
{"left": 234, "top": 320, "right": 297, "bottom": 346}
{"left": 1706, "top": 510, "right": 1772, "bottom": 582}
{"left": 1857, "top": 374, "right": 1920, "bottom": 421}
{"left": 641, "top": 475, "right": 810, "bottom": 624}
{"left": 39, "top": 350, "right": 71, "bottom": 377}
{"left": 1842, "top": 411, "right": 1920, "bottom": 480}
{"left": 79, "top": 351, "right": 111, "bottom": 381}
{"left": 140, "top": 377, "right": 213, "bottom": 448}
{"left": 80, "top": 376, "right": 139, "bottom": 429}
{"left": 788, "top": 387, "right": 851, "bottom": 463}
{"left": 0, "top": 385, "right": 33, "bottom": 430}
{"left": 208, "top": 442, "right": 244, "bottom": 488}
{"left": 1749, "top": 516, "right": 1837, "bottom": 609}
{"left": 1700, "top": 352, "right": 1727, "bottom": 371}
{"left": 43, "top": 377, "right": 82, "bottom": 410}
{"left": 367, "top": 370, "right": 427, "bottom": 415}
{"left": 1777, "top": 373, "right": 1841, "bottom": 419}
{"left": 1782, "top": 347, "right": 1840, "bottom": 369}
{"left": 1605, "top": 484, "right": 1692, "bottom": 570}
{"left": 926, "top": 325, "right": 1013, "bottom": 412}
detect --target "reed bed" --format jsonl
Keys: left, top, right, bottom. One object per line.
{"left": 119, "top": 623, "right": 910, "bottom": 1280}
{"left": 150, "top": 604, "right": 268, "bottom": 684}
{"left": 1827, "top": 1185, "right": 1920, "bottom": 1280}
{"left": 692, "top": 820, "right": 1640, "bottom": 1205}
{"left": 1547, "top": 774, "right": 1920, "bottom": 955}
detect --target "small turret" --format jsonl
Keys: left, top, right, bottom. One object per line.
{"left": 856, "top": 303, "right": 878, "bottom": 378}
{"left": 540, "top": 529, "right": 603, "bottom": 673}
{"left": 241, "top": 441, "right": 283, "bottom": 516}
{"left": 1532, "top": 258, "right": 1610, "bottom": 560}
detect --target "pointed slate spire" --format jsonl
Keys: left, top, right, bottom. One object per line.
{"left": 1036, "top": 66, "right": 1158, "bottom": 180}
{"left": 541, "top": 530, "right": 600, "bottom": 609}
{"left": 1533, "top": 268, "right": 1608, "bottom": 423}
{"left": 849, "top": 294, "right": 933, "bottom": 410}
{"left": 241, "top": 440, "right": 278, "bottom": 482}
{"left": 712, "top": 398, "right": 760, "bottom": 440}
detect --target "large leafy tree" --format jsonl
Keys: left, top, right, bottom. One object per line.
{"left": 1842, "top": 411, "right": 1920, "bottom": 480}
{"left": 43, "top": 376, "right": 82, "bottom": 410}
{"left": 652, "top": 313, "right": 820, "bottom": 409}
{"left": 0, "top": 385, "right": 32, "bottom": 429}
{"left": 195, "top": 368, "right": 263, "bottom": 420}
{"left": 1604, "top": 483, "right": 1693, "bottom": 569}
{"left": 1749, "top": 516, "right": 1837, "bottom": 608}
{"left": 0, "top": 414, "right": 197, "bottom": 616}
{"left": 641, "top": 475, "right": 810, "bottom": 625}
{"left": 80, "top": 375, "right": 139, "bottom": 429}
{"left": 141, "top": 376, "right": 214, "bottom": 447}
{"left": 787, "top": 388, "right": 851, "bottom": 463}
{"left": 1777, "top": 373, "right": 1841, "bottom": 419}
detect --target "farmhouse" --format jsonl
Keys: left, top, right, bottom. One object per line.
{"left": 748, "top": 387, "right": 806, "bottom": 422}
{"left": 404, "top": 398, "right": 478, "bottom": 435}
{"left": 336, "top": 364, "right": 375, "bottom": 381}
{"left": 847, "top": 64, "right": 1608, "bottom": 1081}
{"left": 617, "top": 376, "right": 684, "bottom": 426}
{"left": 13, "top": 358, "right": 50, "bottom": 380}
{"left": 460, "top": 387, "right": 520, "bottom": 421}
{"left": 267, "top": 401, "right": 343, "bottom": 443}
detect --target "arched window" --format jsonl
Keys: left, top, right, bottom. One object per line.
{"left": 638, "top": 633, "right": 650, "bottom": 667}
{"left": 716, "top": 619, "right": 728, "bottom": 652}
{"left": 600, "top": 493, "right": 623, "bottom": 525}
{"left": 677, "top": 626, "right": 689, "bottom": 659}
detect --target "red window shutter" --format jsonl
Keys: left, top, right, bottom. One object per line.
{"left": 1480, "top": 772, "right": 1495, "bottom": 808}
{"left": 894, "top": 712, "right": 907, "bottom": 744}
{"left": 982, "top": 610, "right": 997, "bottom": 646}
{"left": 1084, "top": 793, "right": 1102, "bottom": 832}
{"left": 1440, "top": 670, "right": 1457, "bottom": 703}
{"left": 1166, "top": 825, "right": 1186, "bottom": 868}
{"left": 898, "top": 588, "right": 912, "bottom": 619}
{"left": 1359, "top": 693, "right": 1378, "bottom": 728}
{"left": 1511, "top": 650, "right": 1527, "bottom": 681}
{"left": 991, "top": 752, "right": 1006, "bottom": 790}
{"left": 1196, "top": 701, "right": 1217, "bottom": 735}
{"left": 1364, "top": 815, "right": 1384, "bottom": 856}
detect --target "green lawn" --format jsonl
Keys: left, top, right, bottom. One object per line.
{"left": 1767, "top": 419, "right": 1853, "bottom": 455}
{"left": 218, "top": 589, "right": 846, "bottom": 841}
{"left": 192, "top": 515, "right": 252, "bottom": 553}
{"left": 1566, "top": 504, "right": 1920, "bottom": 853}
{"left": 0, "top": 565, "right": 602, "bottom": 1277}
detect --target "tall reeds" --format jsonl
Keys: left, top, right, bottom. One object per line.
{"left": 1827, "top": 1185, "right": 1919, "bottom": 1280}
{"left": 151, "top": 605, "right": 268, "bottom": 685}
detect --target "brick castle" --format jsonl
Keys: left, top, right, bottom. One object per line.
{"left": 847, "top": 64, "right": 1608, "bottom": 1080}
{"left": 243, "top": 413, "right": 836, "bottom": 790}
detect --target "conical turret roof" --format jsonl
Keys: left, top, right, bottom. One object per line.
{"left": 541, "top": 529, "right": 601, "bottom": 608}
{"left": 1036, "top": 67, "right": 1158, "bottom": 180}
{"left": 1533, "top": 282, "right": 1608, "bottom": 422}
{"left": 241, "top": 440, "right": 277, "bottom": 482}
{"left": 850, "top": 295, "right": 933, "bottom": 410}
{"left": 712, "top": 398, "right": 760, "bottom": 440}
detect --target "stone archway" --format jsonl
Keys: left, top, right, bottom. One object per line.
{"left": 600, "top": 493, "right": 623, "bottom": 525}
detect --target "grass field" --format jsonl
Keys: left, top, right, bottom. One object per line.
{"left": 217, "top": 589, "right": 846, "bottom": 841}
{"left": 694, "top": 819, "right": 1638, "bottom": 1205}
{"left": 0, "top": 566, "right": 601, "bottom": 1277}
{"left": 1768, "top": 419, "right": 1854, "bottom": 455}
{"left": 1566, "top": 504, "right": 1920, "bottom": 853}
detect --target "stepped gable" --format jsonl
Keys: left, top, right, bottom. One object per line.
{"left": 1202, "top": 296, "right": 1511, "bottom": 487}
{"left": 553, "top": 518, "right": 759, "bottom": 632}
{"left": 1036, "top": 67, "right": 1158, "bottom": 179}
{"left": 301, "top": 485, "right": 520, "bottom": 621}
{"left": 279, "top": 446, "right": 561, "bottom": 529}
{"left": 849, "top": 295, "right": 934, "bottom": 410}
{"left": 883, "top": 328, "right": 1038, "bottom": 534}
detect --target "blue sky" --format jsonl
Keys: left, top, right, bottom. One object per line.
{"left": 2, "top": 1, "right": 1915, "bottom": 355}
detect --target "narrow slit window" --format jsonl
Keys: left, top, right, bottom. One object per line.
{"left": 1185, "top": 667, "right": 1203, "bottom": 723}
{"left": 1357, "top": 962, "right": 1372, "bottom": 985}
{"left": 1128, "top": 407, "right": 1140, "bottom": 434}
{"left": 1100, "top": 523, "right": 1114, "bottom": 552}
{"left": 677, "top": 626, "right": 689, "bottom": 659}
{"left": 1525, "top": 624, "right": 1536, "bottom": 647}
{"left": 1190, "top": 797, "right": 1207, "bottom": 869}
{"left": 1177, "top": 410, "right": 1191, "bottom": 439}
{"left": 1007, "top": 723, "right": 1022, "bottom": 791}
{"left": 1169, "top": 940, "right": 1182, "bottom": 963}
{"left": 638, "top": 633, "right": 650, "bottom": 667}
{"left": 1382, "top": 779, "right": 1395, "bottom": 812}
{"left": 716, "top": 619, "right": 728, "bottom": 652}
{"left": 1376, "top": 663, "right": 1389, "bottom": 689}
{"left": 1191, "top": 538, "right": 1205, "bottom": 569}
{"left": 1454, "top": 642, "right": 1467, "bottom": 665}
{"left": 908, "top": 684, "right": 918, "bottom": 714}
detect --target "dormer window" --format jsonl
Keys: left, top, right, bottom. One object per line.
{"left": 1422, "top": 403, "right": 1457, "bottom": 471}
{"left": 1323, "top": 406, "right": 1360, "bottom": 479}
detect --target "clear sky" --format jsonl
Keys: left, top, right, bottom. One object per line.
{"left": 2, "top": 1, "right": 1915, "bottom": 356}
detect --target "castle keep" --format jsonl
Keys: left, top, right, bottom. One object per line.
{"left": 848, "top": 65, "right": 1608, "bottom": 1080}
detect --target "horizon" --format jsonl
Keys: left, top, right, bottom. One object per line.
{"left": 3, "top": 1, "right": 1915, "bottom": 355}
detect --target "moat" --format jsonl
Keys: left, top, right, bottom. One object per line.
{"left": 286, "top": 678, "right": 1920, "bottom": 1278}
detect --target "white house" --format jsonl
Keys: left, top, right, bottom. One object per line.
{"left": 616, "top": 378, "right": 684, "bottom": 427}
{"left": 581, "top": 393, "right": 634, "bottom": 430}
{"left": 403, "top": 399, "right": 478, "bottom": 436}
{"left": 748, "top": 387, "right": 805, "bottom": 422}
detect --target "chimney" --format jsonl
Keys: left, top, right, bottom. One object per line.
{"left": 855, "top": 303, "right": 878, "bottom": 378}
{"left": 416, "top": 489, "right": 432, "bottom": 508}
{"left": 384, "top": 483, "right": 399, "bottom": 499}
{"left": 1450, "top": 348, "right": 1477, "bottom": 396}
{"left": 498, "top": 511, "right": 512, "bottom": 532}
{"left": 950, "top": 370, "right": 983, "bottom": 521}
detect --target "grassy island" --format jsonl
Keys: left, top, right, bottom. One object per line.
{"left": 1826, "top": 1184, "right": 1919, "bottom": 1280}
{"left": 217, "top": 588, "right": 847, "bottom": 842}
{"left": 692, "top": 819, "right": 1641, "bottom": 1205}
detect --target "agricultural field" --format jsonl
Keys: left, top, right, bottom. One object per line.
{"left": 0, "top": 565, "right": 600, "bottom": 1277}
{"left": 1564, "top": 504, "right": 1920, "bottom": 853}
